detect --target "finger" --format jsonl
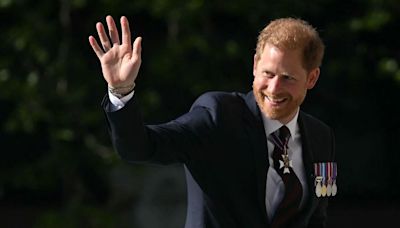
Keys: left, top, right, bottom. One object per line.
{"left": 96, "top": 22, "right": 111, "bottom": 51}
{"left": 121, "top": 16, "right": 131, "bottom": 48}
{"left": 132, "top": 36, "right": 142, "bottom": 60}
{"left": 88, "top": 36, "right": 104, "bottom": 59}
{"left": 106, "top": 15, "right": 120, "bottom": 45}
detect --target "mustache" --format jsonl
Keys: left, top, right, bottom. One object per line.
{"left": 258, "top": 91, "right": 291, "bottom": 99}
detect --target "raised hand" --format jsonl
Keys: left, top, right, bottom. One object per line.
{"left": 89, "top": 16, "right": 142, "bottom": 90}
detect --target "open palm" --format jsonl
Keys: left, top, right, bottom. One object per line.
{"left": 89, "top": 16, "right": 142, "bottom": 88}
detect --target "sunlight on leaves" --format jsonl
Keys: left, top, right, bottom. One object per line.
{"left": 0, "top": 68, "right": 10, "bottom": 81}
{"left": 0, "top": 0, "right": 12, "bottom": 8}
{"left": 27, "top": 71, "right": 39, "bottom": 87}
{"left": 379, "top": 58, "right": 398, "bottom": 73}
{"left": 350, "top": 10, "right": 391, "bottom": 31}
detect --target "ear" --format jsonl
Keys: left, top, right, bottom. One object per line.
{"left": 306, "top": 68, "right": 320, "bottom": 89}
{"left": 253, "top": 54, "right": 258, "bottom": 77}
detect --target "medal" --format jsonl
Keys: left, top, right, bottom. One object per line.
{"left": 326, "top": 163, "right": 332, "bottom": 196}
{"left": 331, "top": 163, "right": 338, "bottom": 196}
{"left": 321, "top": 163, "right": 327, "bottom": 197}
{"left": 314, "top": 162, "right": 338, "bottom": 197}
{"left": 314, "top": 163, "right": 322, "bottom": 197}
{"left": 279, "top": 152, "right": 293, "bottom": 174}
{"left": 327, "top": 183, "right": 332, "bottom": 196}
{"left": 321, "top": 183, "right": 327, "bottom": 197}
{"left": 332, "top": 180, "right": 337, "bottom": 196}
{"left": 315, "top": 176, "right": 322, "bottom": 197}
{"left": 270, "top": 131, "right": 292, "bottom": 174}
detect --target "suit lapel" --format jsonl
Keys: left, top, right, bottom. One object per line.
{"left": 298, "top": 112, "right": 315, "bottom": 187}
{"left": 297, "top": 112, "right": 319, "bottom": 217}
{"left": 243, "top": 92, "right": 270, "bottom": 224}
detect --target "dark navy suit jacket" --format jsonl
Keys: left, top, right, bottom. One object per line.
{"left": 102, "top": 91, "right": 335, "bottom": 228}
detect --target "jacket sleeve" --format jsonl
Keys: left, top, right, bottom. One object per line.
{"left": 102, "top": 94, "right": 217, "bottom": 165}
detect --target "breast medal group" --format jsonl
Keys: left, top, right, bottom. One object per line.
{"left": 314, "top": 162, "right": 337, "bottom": 197}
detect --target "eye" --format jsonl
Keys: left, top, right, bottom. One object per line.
{"left": 282, "top": 74, "right": 296, "bottom": 81}
{"left": 262, "top": 71, "right": 275, "bottom": 78}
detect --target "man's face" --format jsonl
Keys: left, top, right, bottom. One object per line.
{"left": 252, "top": 43, "right": 319, "bottom": 124}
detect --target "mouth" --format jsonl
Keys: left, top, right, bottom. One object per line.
{"left": 264, "top": 95, "right": 288, "bottom": 106}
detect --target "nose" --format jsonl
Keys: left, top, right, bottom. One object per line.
{"left": 267, "top": 76, "right": 283, "bottom": 94}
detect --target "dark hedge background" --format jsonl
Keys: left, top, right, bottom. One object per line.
{"left": 1, "top": 0, "right": 399, "bottom": 227}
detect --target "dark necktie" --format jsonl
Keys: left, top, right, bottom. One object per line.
{"left": 270, "top": 126, "right": 303, "bottom": 228}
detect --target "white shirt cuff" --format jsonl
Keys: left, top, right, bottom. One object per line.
{"left": 108, "top": 90, "right": 135, "bottom": 112}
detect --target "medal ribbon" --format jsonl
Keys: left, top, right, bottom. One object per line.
{"left": 327, "top": 162, "right": 331, "bottom": 184}
{"left": 270, "top": 131, "right": 288, "bottom": 151}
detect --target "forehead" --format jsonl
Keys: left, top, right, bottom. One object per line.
{"left": 258, "top": 44, "right": 306, "bottom": 74}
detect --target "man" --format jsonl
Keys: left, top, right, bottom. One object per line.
{"left": 89, "top": 15, "right": 336, "bottom": 228}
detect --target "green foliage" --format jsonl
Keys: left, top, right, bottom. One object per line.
{"left": 0, "top": 0, "right": 399, "bottom": 226}
{"left": 34, "top": 202, "right": 116, "bottom": 228}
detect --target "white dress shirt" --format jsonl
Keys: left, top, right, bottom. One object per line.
{"left": 262, "top": 111, "right": 308, "bottom": 221}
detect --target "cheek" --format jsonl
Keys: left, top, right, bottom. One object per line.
{"left": 288, "top": 81, "right": 307, "bottom": 92}
{"left": 253, "top": 78, "right": 267, "bottom": 90}
{"left": 291, "top": 85, "right": 308, "bottom": 99}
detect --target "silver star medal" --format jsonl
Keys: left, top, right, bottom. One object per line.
{"left": 279, "top": 147, "right": 293, "bottom": 174}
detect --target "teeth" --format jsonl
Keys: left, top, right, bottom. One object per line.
{"left": 266, "top": 96, "right": 285, "bottom": 103}
{"left": 271, "top": 98, "right": 284, "bottom": 102}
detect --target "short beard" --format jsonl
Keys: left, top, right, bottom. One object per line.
{"left": 253, "top": 88, "right": 305, "bottom": 123}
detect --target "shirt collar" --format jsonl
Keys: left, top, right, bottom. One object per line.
{"left": 262, "top": 108, "right": 299, "bottom": 140}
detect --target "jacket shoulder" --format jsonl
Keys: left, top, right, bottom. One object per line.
{"left": 189, "top": 91, "right": 248, "bottom": 125}
{"left": 192, "top": 91, "right": 245, "bottom": 106}
{"left": 300, "top": 111, "right": 335, "bottom": 161}
{"left": 300, "top": 111, "right": 331, "bottom": 132}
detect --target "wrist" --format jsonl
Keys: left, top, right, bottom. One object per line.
{"left": 108, "top": 83, "right": 135, "bottom": 98}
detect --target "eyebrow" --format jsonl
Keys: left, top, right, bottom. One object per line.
{"left": 262, "top": 69, "right": 294, "bottom": 77}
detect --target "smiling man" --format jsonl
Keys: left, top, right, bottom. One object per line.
{"left": 90, "top": 16, "right": 336, "bottom": 228}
